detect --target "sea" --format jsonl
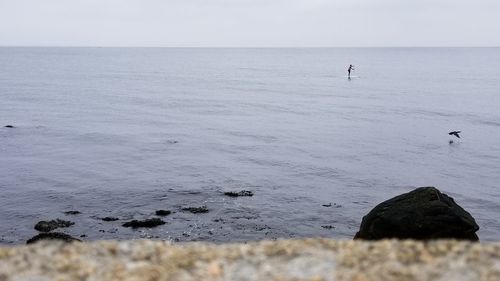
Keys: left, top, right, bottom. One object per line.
{"left": 1, "top": 47, "right": 499, "bottom": 244}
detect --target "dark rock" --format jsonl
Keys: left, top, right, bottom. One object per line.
{"left": 182, "top": 206, "right": 209, "bottom": 213}
{"left": 254, "top": 225, "right": 270, "bottom": 231}
{"left": 80, "top": 234, "right": 87, "bottom": 238}
{"left": 101, "top": 217, "right": 119, "bottom": 222}
{"left": 27, "top": 232, "right": 80, "bottom": 244}
{"left": 4, "top": 125, "right": 14, "bottom": 128}
{"left": 64, "top": 211, "right": 81, "bottom": 215}
{"left": 322, "top": 203, "right": 341, "bottom": 208}
{"left": 122, "top": 218, "right": 166, "bottom": 228}
{"left": 224, "top": 190, "right": 254, "bottom": 197}
{"left": 34, "top": 219, "right": 75, "bottom": 232}
{"left": 155, "top": 210, "right": 172, "bottom": 216}
{"left": 321, "top": 225, "right": 335, "bottom": 229}
{"left": 354, "top": 186, "right": 479, "bottom": 241}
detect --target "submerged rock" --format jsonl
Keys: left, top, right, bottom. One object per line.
{"left": 27, "top": 232, "right": 80, "bottom": 244}
{"left": 101, "top": 217, "right": 119, "bottom": 222}
{"left": 182, "top": 206, "right": 209, "bottom": 213}
{"left": 224, "top": 190, "right": 254, "bottom": 197}
{"left": 155, "top": 210, "right": 172, "bottom": 216}
{"left": 34, "top": 219, "right": 75, "bottom": 232}
{"left": 64, "top": 211, "right": 81, "bottom": 215}
{"left": 4, "top": 125, "right": 14, "bottom": 128}
{"left": 122, "top": 218, "right": 165, "bottom": 228}
{"left": 354, "top": 186, "right": 479, "bottom": 241}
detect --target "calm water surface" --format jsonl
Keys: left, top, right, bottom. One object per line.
{"left": 1, "top": 47, "right": 500, "bottom": 244}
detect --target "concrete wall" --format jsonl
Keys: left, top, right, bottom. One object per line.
{"left": 1, "top": 239, "right": 499, "bottom": 281}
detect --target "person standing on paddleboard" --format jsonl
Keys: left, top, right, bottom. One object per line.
{"left": 348, "top": 64, "right": 354, "bottom": 78}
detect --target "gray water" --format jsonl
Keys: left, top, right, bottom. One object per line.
{"left": 1, "top": 47, "right": 499, "bottom": 244}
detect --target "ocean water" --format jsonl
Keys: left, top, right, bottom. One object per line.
{"left": 1, "top": 47, "right": 499, "bottom": 244}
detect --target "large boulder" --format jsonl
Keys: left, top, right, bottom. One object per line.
{"left": 354, "top": 187, "right": 479, "bottom": 241}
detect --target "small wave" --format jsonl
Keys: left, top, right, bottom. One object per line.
{"left": 475, "top": 119, "right": 500, "bottom": 127}
{"left": 225, "top": 131, "right": 278, "bottom": 143}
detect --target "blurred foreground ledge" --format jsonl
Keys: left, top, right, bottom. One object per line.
{"left": 1, "top": 239, "right": 499, "bottom": 281}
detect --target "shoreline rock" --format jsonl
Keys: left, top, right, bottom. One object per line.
{"left": 355, "top": 186, "right": 479, "bottom": 241}
{"left": 223, "top": 190, "right": 254, "bottom": 197}
{"left": 101, "top": 217, "right": 119, "bottom": 222}
{"left": 155, "top": 210, "right": 172, "bottom": 216}
{"left": 26, "top": 232, "right": 80, "bottom": 244}
{"left": 182, "top": 206, "right": 209, "bottom": 213}
{"left": 34, "top": 219, "right": 75, "bottom": 232}
{"left": 122, "top": 218, "right": 165, "bottom": 228}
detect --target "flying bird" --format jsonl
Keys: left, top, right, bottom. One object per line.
{"left": 448, "top": 131, "right": 461, "bottom": 138}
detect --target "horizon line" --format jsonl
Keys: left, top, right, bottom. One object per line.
{"left": 0, "top": 45, "right": 499, "bottom": 49}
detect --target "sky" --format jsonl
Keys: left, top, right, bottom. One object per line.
{"left": 1, "top": 0, "right": 499, "bottom": 47}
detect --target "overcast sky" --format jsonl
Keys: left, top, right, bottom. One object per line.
{"left": 1, "top": 0, "right": 499, "bottom": 47}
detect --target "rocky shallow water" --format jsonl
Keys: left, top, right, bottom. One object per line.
{"left": 2, "top": 48, "right": 500, "bottom": 244}
{"left": 18, "top": 189, "right": 351, "bottom": 244}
